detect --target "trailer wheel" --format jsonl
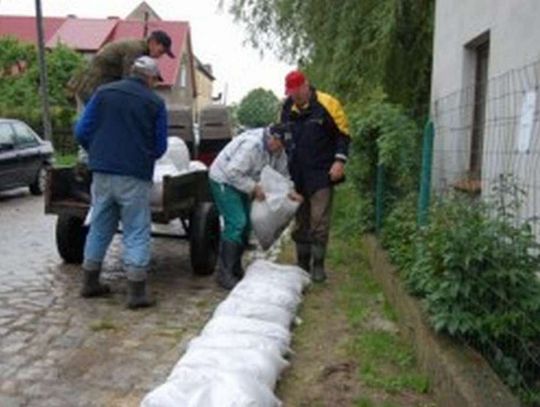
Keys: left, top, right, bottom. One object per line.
{"left": 56, "top": 215, "right": 88, "bottom": 264}
{"left": 189, "top": 202, "right": 220, "bottom": 275}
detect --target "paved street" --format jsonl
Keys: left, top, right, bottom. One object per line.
{"left": 0, "top": 188, "right": 226, "bottom": 406}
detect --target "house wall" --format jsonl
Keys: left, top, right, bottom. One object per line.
{"left": 195, "top": 69, "right": 214, "bottom": 120}
{"left": 125, "top": 3, "right": 161, "bottom": 22}
{"left": 431, "top": 0, "right": 540, "bottom": 238}
{"left": 431, "top": 0, "right": 540, "bottom": 101}
{"left": 156, "top": 44, "right": 194, "bottom": 113}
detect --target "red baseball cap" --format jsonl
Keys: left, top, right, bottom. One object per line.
{"left": 285, "top": 70, "right": 306, "bottom": 95}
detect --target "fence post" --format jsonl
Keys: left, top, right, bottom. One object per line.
{"left": 417, "top": 120, "right": 434, "bottom": 227}
{"left": 375, "top": 163, "right": 385, "bottom": 234}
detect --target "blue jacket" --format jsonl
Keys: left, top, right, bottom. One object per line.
{"left": 75, "top": 76, "right": 167, "bottom": 181}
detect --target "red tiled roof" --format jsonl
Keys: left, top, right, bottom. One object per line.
{"left": 46, "top": 18, "right": 118, "bottom": 51}
{"left": 0, "top": 15, "right": 192, "bottom": 88}
{"left": 0, "top": 16, "right": 65, "bottom": 43}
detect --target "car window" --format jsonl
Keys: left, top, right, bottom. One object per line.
{"left": 12, "top": 122, "right": 39, "bottom": 147}
{"left": 0, "top": 123, "right": 15, "bottom": 149}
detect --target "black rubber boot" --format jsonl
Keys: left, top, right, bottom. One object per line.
{"left": 311, "top": 244, "right": 328, "bottom": 283}
{"left": 80, "top": 268, "right": 110, "bottom": 298}
{"left": 296, "top": 243, "right": 312, "bottom": 272}
{"left": 126, "top": 280, "right": 156, "bottom": 309}
{"left": 216, "top": 240, "right": 241, "bottom": 290}
{"left": 232, "top": 243, "right": 245, "bottom": 279}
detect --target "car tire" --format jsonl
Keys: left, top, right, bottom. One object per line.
{"left": 189, "top": 202, "right": 220, "bottom": 275}
{"left": 29, "top": 165, "right": 47, "bottom": 196}
{"left": 56, "top": 215, "right": 88, "bottom": 264}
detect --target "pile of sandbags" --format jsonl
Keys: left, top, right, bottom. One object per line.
{"left": 141, "top": 260, "right": 311, "bottom": 407}
{"left": 151, "top": 137, "right": 206, "bottom": 206}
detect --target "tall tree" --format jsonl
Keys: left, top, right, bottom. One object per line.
{"left": 236, "top": 88, "right": 280, "bottom": 128}
{"left": 227, "top": 0, "right": 434, "bottom": 122}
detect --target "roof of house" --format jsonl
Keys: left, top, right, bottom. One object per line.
{"left": 0, "top": 16, "right": 65, "bottom": 43}
{"left": 195, "top": 56, "right": 215, "bottom": 81}
{"left": 0, "top": 15, "right": 191, "bottom": 88}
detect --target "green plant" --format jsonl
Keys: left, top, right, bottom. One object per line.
{"left": 0, "top": 37, "right": 83, "bottom": 152}
{"left": 402, "top": 187, "right": 540, "bottom": 401}
{"left": 380, "top": 192, "right": 418, "bottom": 270}
{"left": 236, "top": 87, "right": 280, "bottom": 128}
{"left": 347, "top": 97, "right": 421, "bottom": 231}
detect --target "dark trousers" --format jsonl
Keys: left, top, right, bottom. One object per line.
{"left": 292, "top": 187, "right": 333, "bottom": 246}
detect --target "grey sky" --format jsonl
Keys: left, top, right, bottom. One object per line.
{"left": 0, "top": 0, "right": 294, "bottom": 103}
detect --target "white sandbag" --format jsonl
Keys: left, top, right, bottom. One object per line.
{"left": 189, "top": 160, "right": 208, "bottom": 172}
{"left": 153, "top": 162, "right": 181, "bottom": 183}
{"left": 165, "top": 137, "right": 190, "bottom": 172}
{"left": 202, "top": 316, "right": 291, "bottom": 353}
{"left": 243, "top": 259, "right": 311, "bottom": 294}
{"left": 213, "top": 296, "right": 295, "bottom": 328}
{"left": 187, "top": 333, "right": 287, "bottom": 356}
{"left": 251, "top": 166, "right": 300, "bottom": 250}
{"left": 141, "top": 366, "right": 281, "bottom": 407}
{"left": 231, "top": 280, "right": 303, "bottom": 313}
{"left": 140, "top": 260, "right": 310, "bottom": 407}
{"left": 150, "top": 138, "right": 195, "bottom": 206}
{"left": 173, "top": 347, "right": 288, "bottom": 389}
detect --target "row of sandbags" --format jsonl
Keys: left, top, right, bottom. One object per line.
{"left": 141, "top": 259, "right": 311, "bottom": 407}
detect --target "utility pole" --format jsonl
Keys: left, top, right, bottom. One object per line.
{"left": 35, "top": 0, "right": 52, "bottom": 141}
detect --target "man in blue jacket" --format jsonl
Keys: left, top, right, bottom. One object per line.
{"left": 75, "top": 56, "right": 168, "bottom": 309}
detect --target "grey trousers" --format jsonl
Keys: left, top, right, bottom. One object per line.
{"left": 292, "top": 187, "right": 334, "bottom": 246}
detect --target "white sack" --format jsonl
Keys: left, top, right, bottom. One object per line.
{"left": 251, "top": 166, "right": 300, "bottom": 250}
{"left": 165, "top": 137, "right": 190, "bottom": 172}
{"left": 202, "top": 316, "right": 291, "bottom": 353}
{"left": 141, "top": 366, "right": 281, "bottom": 407}
{"left": 150, "top": 138, "right": 197, "bottom": 206}
{"left": 173, "top": 347, "right": 288, "bottom": 389}
{"left": 187, "top": 333, "right": 287, "bottom": 356}
{"left": 213, "top": 296, "right": 295, "bottom": 328}
{"left": 189, "top": 160, "right": 208, "bottom": 172}
{"left": 231, "top": 280, "right": 302, "bottom": 314}
{"left": 243, "top": 260, "right": 311, "bottom": 294}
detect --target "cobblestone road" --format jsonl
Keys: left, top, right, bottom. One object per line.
{"left": 0, "top": 188, "right": 227, "bottom": 406}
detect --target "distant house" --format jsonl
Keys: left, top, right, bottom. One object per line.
{"left": 430, "top": 0, "right": 540, "bottom": 233}
{"left": 0, "top": 2, "right": 216, "bottom": 115}
{"left": 194, "top": 57, "right": 217, "bottom": 119}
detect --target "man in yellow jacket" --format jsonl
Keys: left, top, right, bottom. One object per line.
{"left": 280, "top": 70, "right": 350, "bottom": 283}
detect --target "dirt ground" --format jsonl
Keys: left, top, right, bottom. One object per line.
{"left": 276, "top": 241, "right": 436, "bottom": 407}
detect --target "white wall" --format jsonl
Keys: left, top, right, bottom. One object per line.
{"left": 431, "top": 0, "right": 540, "bottom": 101}
{"left": 431, "top": 0, "right": 540, "bottom": 238}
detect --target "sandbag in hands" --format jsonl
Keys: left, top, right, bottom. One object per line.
{"left": 250, "top": 166, "right": 302, "bottom": 250}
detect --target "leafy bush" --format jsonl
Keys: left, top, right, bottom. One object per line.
{"left": 0, "top": 37, "right": 83, "bottom": 153}
{"left": 380, "top": 192, "right": 418, "bottom": 270}
{"left": 347, "top": 96, "right": 421, "bottom": 231}
{"left": 398, "top": 190, "right": 540, "bottom": 400}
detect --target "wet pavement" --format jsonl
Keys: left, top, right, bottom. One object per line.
{"left": 0, "top": 188, "right": 227, "bottom": 406}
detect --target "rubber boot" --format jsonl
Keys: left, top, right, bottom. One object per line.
{"left": 296, "top": 243, "right": 312, "bottom": 272}
{"left": 126, "top": 280, "right": 156, "bottom": 309}
{"left": 232, "top": 243, "right": 245, "bottom": 279}
{"left": 311, "top": 244, "right": 328, "bottom": 283}
{"left": 80, "top": 268, "right": 110, "bottom": 298}
{"left": 216, "top": 240, "right": 241, "bottom": 290}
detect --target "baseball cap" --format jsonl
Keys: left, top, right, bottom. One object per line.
{"left": 149, "top": 30, "right": 175, "bottom": 58}
{"left": 132, "top": 56, "right": 163, "bottom": 81}
{"left": 268, "top": 123, "right": 289, "bottom": 142}
{"left": 285, "top": 70, "right": 306, "bottom": 95}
